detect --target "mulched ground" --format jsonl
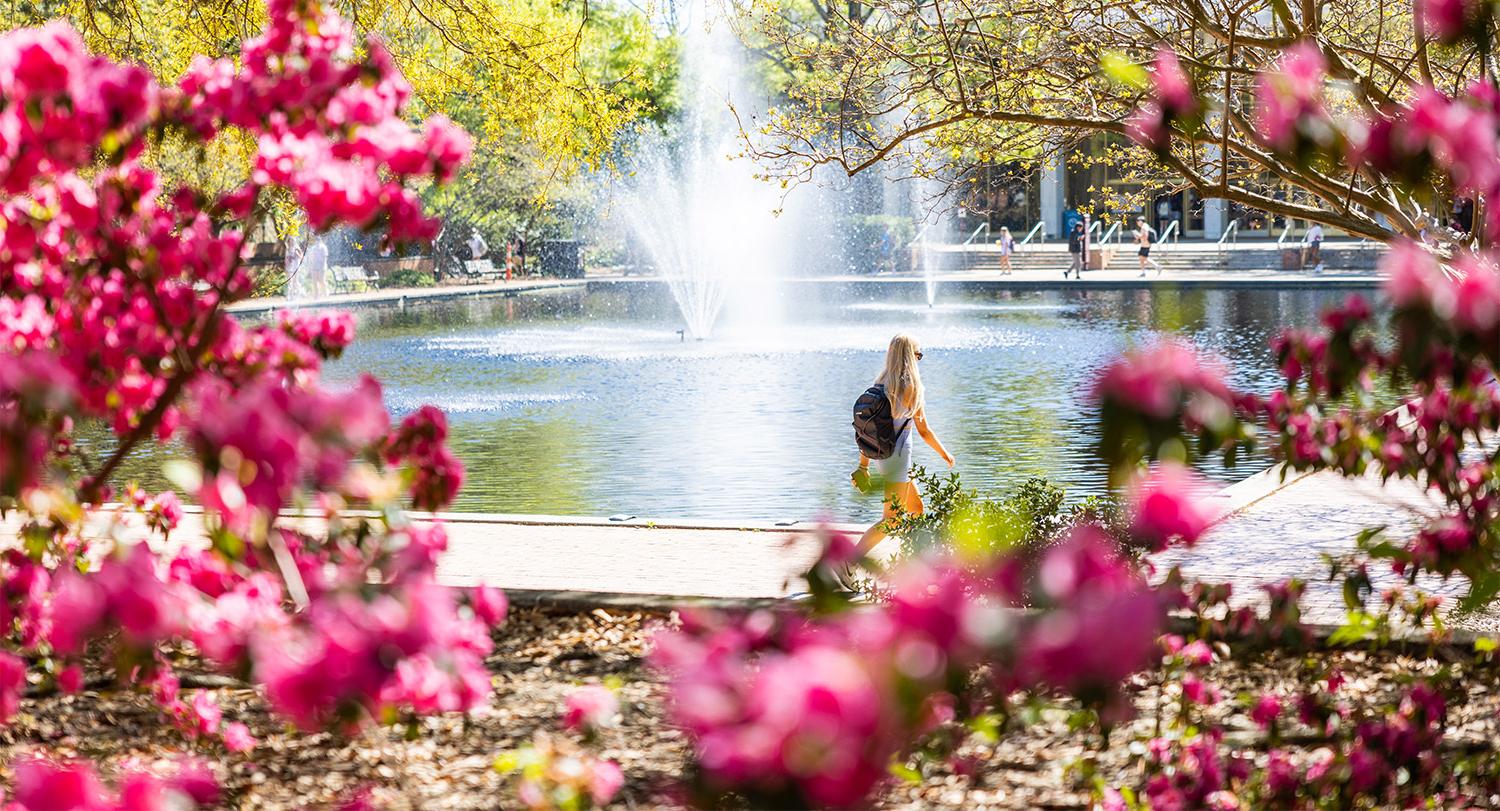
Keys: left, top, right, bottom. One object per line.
{"left": 3, "top": 608, "right": 1499, "bottom": 809}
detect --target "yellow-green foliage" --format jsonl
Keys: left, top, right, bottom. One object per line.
{"left": 1, "top": 0, "right": 676, "bottom": 235}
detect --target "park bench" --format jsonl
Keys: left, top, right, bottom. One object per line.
{"left": 463, "top": 258, "right": 503, "bottom": 283}
{"left": 330, "top": 265, "right": 378, "bottom": 293}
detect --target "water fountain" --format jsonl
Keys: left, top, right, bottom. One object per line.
{"left": 921, "top": 229, "right": 937, "bottom": 308}
{"left": 626, "top": 5, "right": 791, "bottom": 340}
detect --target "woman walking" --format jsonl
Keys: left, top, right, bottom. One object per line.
{"left": 1135, "top": 217, "right": 1162, "bottom": 276}
{"left": 850, "top": 334, "right": 955, "bottom": 568}
{"left": 997, "top": 226, "right": 1015, "bottom": 275}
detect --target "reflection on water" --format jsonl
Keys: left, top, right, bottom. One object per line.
{"left": 296, "top": 284, "right": 1375, "bottom": 522}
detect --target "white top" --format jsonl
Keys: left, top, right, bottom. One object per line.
{"left": 1305, "top": 224, "right": 1324, "bottom": 244}
{"left": 468, "top": 233, "right": 489, "bottom": 259}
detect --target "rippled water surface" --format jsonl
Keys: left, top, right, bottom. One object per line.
{"left": 306, "top": 284, "right": 1372, "bottom": 521}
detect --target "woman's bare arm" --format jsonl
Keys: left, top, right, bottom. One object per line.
{"left": 913, "top": 409, "right": 954, "bottom": 467}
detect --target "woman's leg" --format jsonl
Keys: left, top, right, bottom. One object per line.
{"left": 900, "top": 481, "right": 924, "bottom": 516}
{"left": 856, "top": 483, "right": 905, "bottom": 557}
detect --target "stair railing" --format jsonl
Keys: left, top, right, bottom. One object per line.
{"left": 1215, "top": 219, "right": 1239, "bottom": 256}
{"left": 1018, "top": 219, "right": 1046, "bottom": 246}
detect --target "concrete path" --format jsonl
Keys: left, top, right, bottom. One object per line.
{"left": 225, "top": 261, "right": 1385, "bottom": 323}
{"left": 1155, "top": 469, "right": 1450, "bottom": 626}
{"left": 588, "top": 267, "right": 1383, "bottom": 292}
{"left": 428, "top": 514, "right": 866, "bottom": 599}
{"left": 227, "top": 278, "right": 587, "bottom": 316}
{"left": 4, "top": 472, "right": 1468, "bottom": 624}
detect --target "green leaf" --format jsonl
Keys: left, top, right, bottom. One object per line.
{"left": 1327, "top": 611, "right": 1377, "bottom": 646}
{"left": 967, "top": 712, "right": 1002, "bottom": 744}
{"left": 1101, "top": 51, "right": 1149, "bottom": 90}
{"left": 1459, "top": 570, "right": 1500, "bottom": 613}
{"left": 888, "top": 760, "right": 923, "bottom": 785}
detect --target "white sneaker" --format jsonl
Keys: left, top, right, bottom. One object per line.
{"left": 829, "top": 562, "right": 858, "bottom": 592}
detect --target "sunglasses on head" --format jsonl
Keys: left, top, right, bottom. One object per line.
{"left": 915, "top": 351, "right": 924, "bottom": 360}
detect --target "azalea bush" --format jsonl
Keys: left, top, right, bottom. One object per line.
{"left": 0, "top": 0, "right": 509, "bottom": 789}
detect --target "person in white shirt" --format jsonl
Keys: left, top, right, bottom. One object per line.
{"left": 1302, "top": 223, "right": 1324, "bottom": 271}
{"left": 1135, "top": 217, "right": 1162, "bottom": 276}
{"left": 467, "top": 232, "right": 489, "bottom": 260}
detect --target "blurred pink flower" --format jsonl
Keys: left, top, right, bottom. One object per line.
{"left": 1128, "top": 462, "right": 1216, "bottom": 550}
{"left": 223, "top": 721, "right": 256, "bottom": 753}
{"left": 562, "top": 685, "right": 619, "bottom": 734}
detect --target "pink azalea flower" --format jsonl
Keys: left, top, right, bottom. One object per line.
{"left": 57, "top": 664, "right": 84, "bottom": 694}
{"left": 1128, "top": 462, "right": 1216, "bottom": 550}
{"left": 1251, "top": 693, "right": 1283, "bottom": 728}
{"left": 223, "top": 722, "right": 256, "bottom": 753}
{"left": 471, "top": 584, "right": 508, "bottom": 627}
{"left": 192, "top": 690, "right": 223, "bottom": 737}
{"left": 562, "top": 685, "right": 619, "bottom": 733}
{"left": 587, "top": 758, "right": 624, "bottom": 805}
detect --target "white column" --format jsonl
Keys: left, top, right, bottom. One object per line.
{"left": 1201, "top": 142, "right": 1226, "bottom": 239}
{"left": 1204, "top": 198, "right": 1227, "bottom": 239}
{"left": 1040, "top": 154, "right": 1065, "bottom": 239}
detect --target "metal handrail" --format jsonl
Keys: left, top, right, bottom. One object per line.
{"left": 906, "top": 223, "right": 932, "bottom": 249}
{"left": 1215, "top": 219, "right": 1239, "bottom": 252}
{"left": 961, "top": 222, "right": 991, "bottom": 245}
{"left": 1086, "top": 219, "right": 1102, "bottom": 240}
{"left": 1099, "top": 221, "right": 1121, "bottom": 246}
{"left": 1019, "top": 220, "right": 1046, "bottom": 245}
{"left": 1276, "top": 224, "right": 1293, "bottom": 245}
{"left": 1158, "top": 219, "right": 1180, "bottom": 247}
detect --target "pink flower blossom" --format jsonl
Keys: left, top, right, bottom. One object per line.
{"left": 1182, "top": 674, "right": 1222, "bottom": 705}
{"left": 1255, "top": 42, "right": 1331, "bottom": 152}
{"left": 0, "top": 650, "right": 25, "bottom": 722}
{"left": 223, "top": 721, "right": 257, "bottom": 753}
{"left": 471, "top": 584, "right": 508, "bottom": 627}
{"left": 563, "top": 685, "right": 619, "bottom": 733}
{"left": 587, "top": 758, "right": 624, "bottom": 805}
{"left": 1251, "top": 693, "right": 1283, "bottom": 728}
{"left": 192, "top": 690, "right": 222, "bottom": 737}
{"left": 57, "top": 664, "right": 84, "bottom": 694}
{"left": 1128, "top": 462, "right": 1216, "bottom": 550}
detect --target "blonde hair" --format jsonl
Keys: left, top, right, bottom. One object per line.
{"left": 876, "top": 333, "right": 923, "bottom": 417}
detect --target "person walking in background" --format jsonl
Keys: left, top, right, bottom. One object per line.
{"left": 1065, "top": 221, "right": 1086, "bottom": 279}
{"left": 303, "top": 237, "right": 329, "bottom": 299}
{"left": 1302, "top": 222, "right": 1324, "bottom": 272}
{"left": 848, "top": 334, "right": 955, "bottom": 580}
{"left": 997, "top": 226, "right": 1015, "bottom": 275}
{"left": 1135, "top": 217, "right": 1162, "bottom": 277}
{"left": 467, "top": 230, "right": 488, "bottom": 261}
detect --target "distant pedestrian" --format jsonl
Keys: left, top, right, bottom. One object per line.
{"left": 1135, "top": 217, "right": 1162, "bottom": 276}
{"left": 997, "top": 226, "right": 1015, "bottom": 275}
{"left": 468, "top": 231, "right": 488, "bottom": 260}
{"left": 303, "top": 238, "right": 328, "bottom": 299}
{"left": 1065, "top": 222, "right": 1085, "bottom": 279}
{"left": 1302, "top": 223, "right": 1324, "bottom": 272}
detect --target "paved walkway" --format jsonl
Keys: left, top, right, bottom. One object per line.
{"left": 228, "top": 278, "right": 587, "bottom": 316}
{"left": 2, "top": 471, "right": 1468, "bottom": 624}
{"left": 588, "top": 267, "right": 1383, "bottom": 292}
{"left": 1156, "top": 469, "right": 1453, "bottom": 626}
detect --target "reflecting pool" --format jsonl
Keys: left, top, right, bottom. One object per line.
{"left": 312, "top": 283, "right": 1372, "bottom": 522}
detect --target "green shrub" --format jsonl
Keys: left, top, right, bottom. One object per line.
{"left": 876, "top": 469, "right": 1139, "bottom": 597}
{"left": 382, "top": 267, "right": 436, "bottom": 288}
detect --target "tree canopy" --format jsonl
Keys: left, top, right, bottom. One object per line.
{"left": 736, "top": 0, "right": 1491, "bottom": 241}
{"left": 0, "top": 0, "right": 677, "bottom": 239}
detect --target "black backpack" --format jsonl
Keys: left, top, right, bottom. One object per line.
{"left": 853, "top": 384, "right": 910, "bottom": 460}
